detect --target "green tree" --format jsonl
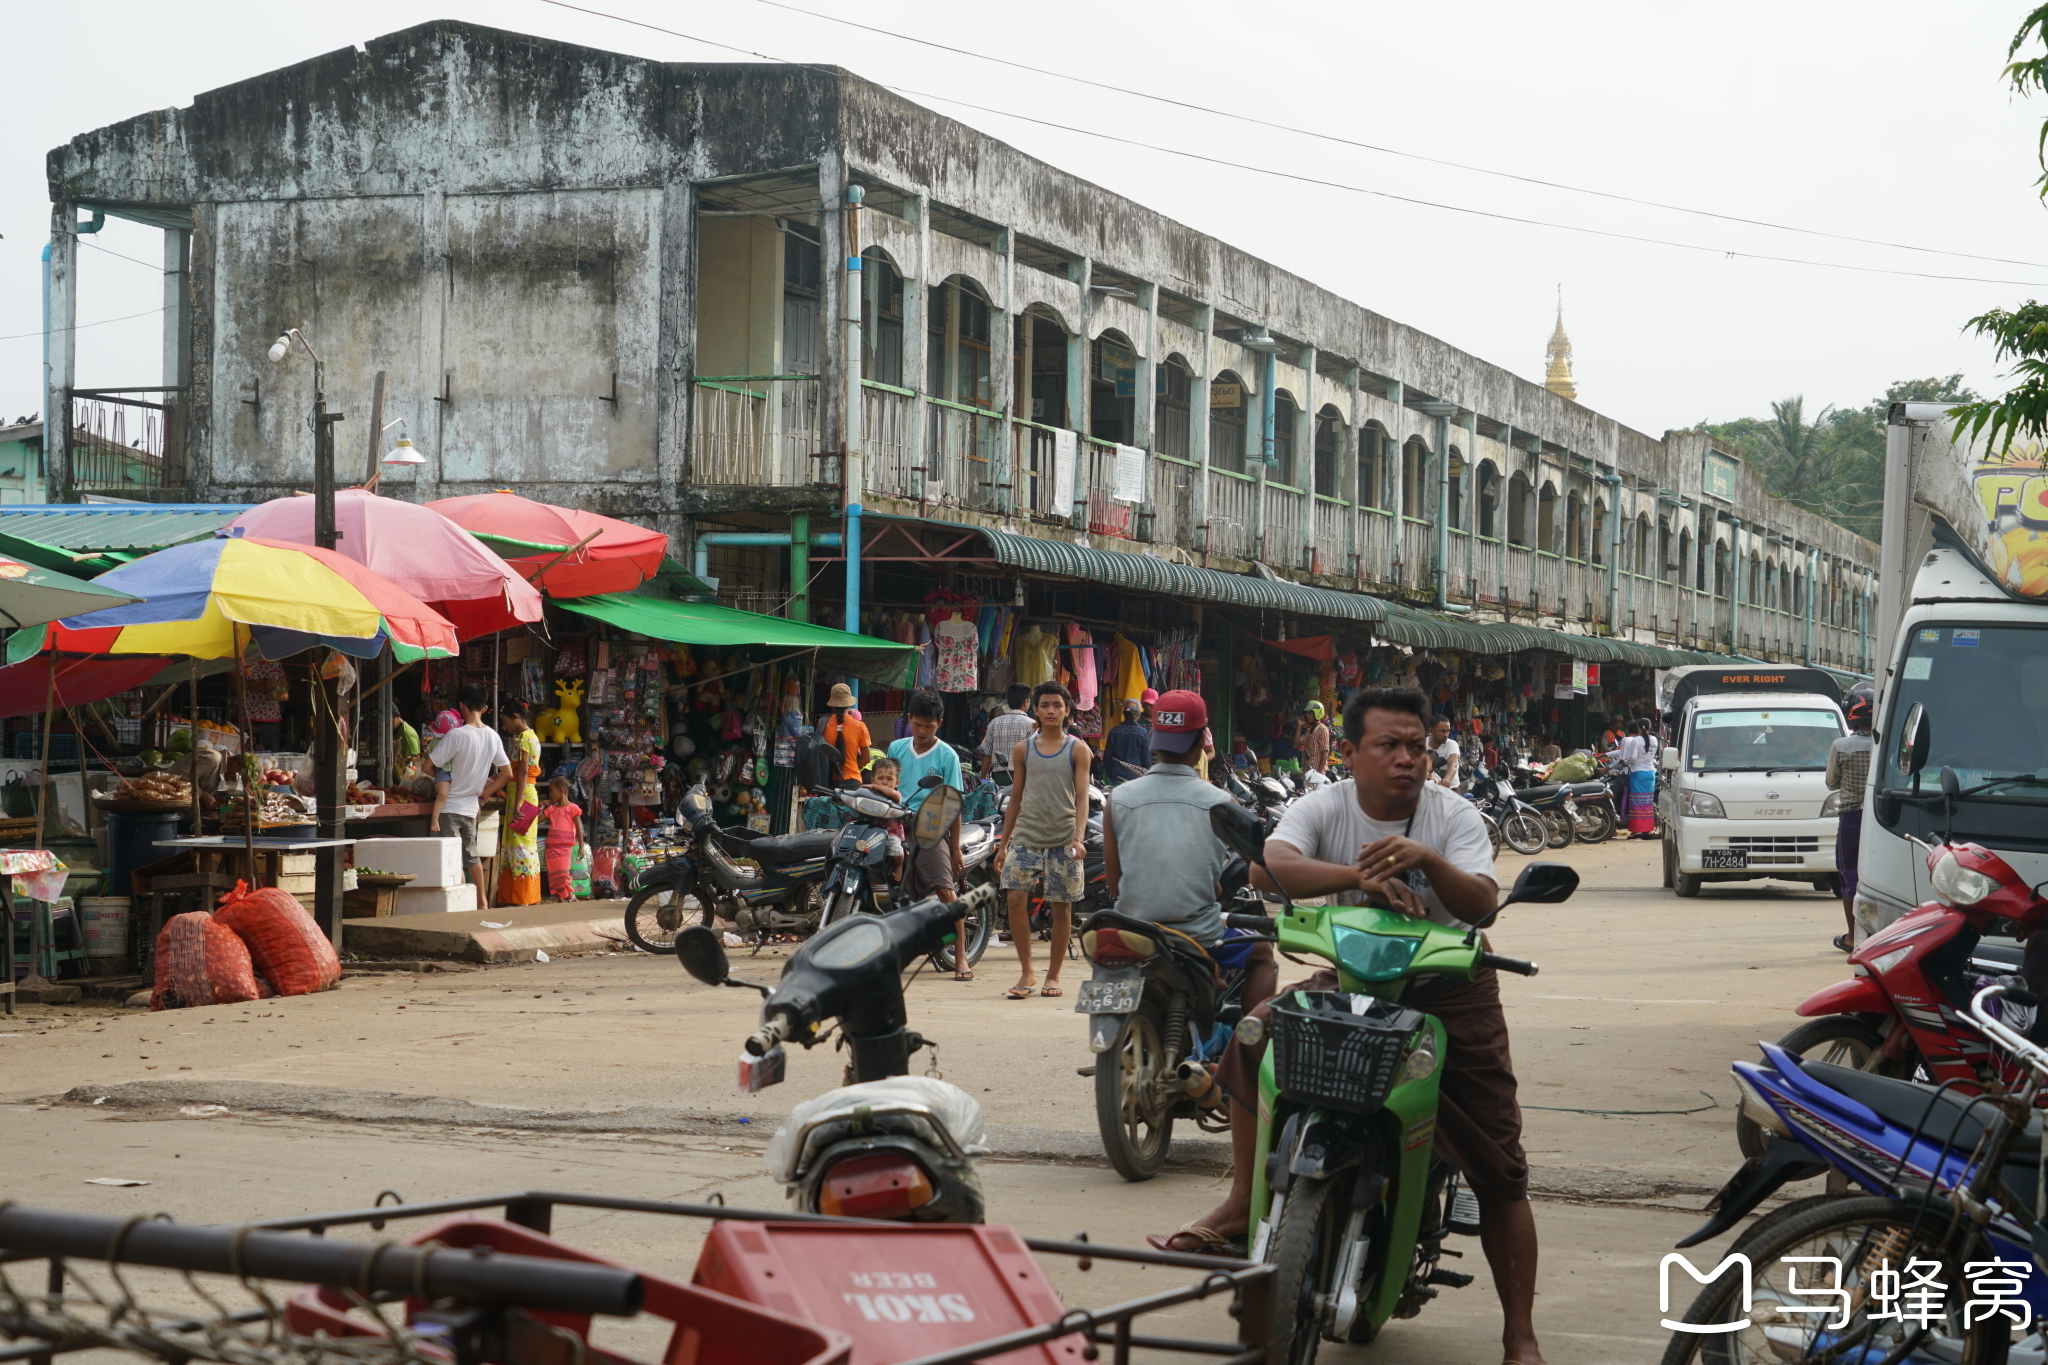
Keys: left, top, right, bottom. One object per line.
{"left": 1947, "top": 8, "right": 2048, "bottom": 451}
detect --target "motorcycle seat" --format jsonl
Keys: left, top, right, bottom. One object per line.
{"left": 1803, "top": 1059, "right": 2043, "bottom": 1193}
{"left": 1563, "top": 782, "right": 1612, "bottom": 799}
{"left": 1518, "top": 783, "right": 1566, "bottom": 801}
{"left": 718, "top": 827, "right": 838, "bottom": 865}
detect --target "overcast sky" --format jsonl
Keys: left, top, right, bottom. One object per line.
{"left": 6, "top": 1, "right": 2047, "bottom": 439}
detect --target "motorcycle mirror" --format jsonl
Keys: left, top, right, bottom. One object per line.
{"left": 914, "top": 784, "right": 962, "bottom": 850}
{"left": 675, "top": 925, "right": 730, "bottom": 986}
{"left": 918, "top": 773, "right": 945, "bottom": 790}
{"left": 1504, "top": 861, "right": 1579, "bottom": 906}
{"left": 1208, "top": 800, "right": 1266, "bottom": 867}
{"left": 1898, "top": 702, "right": 1931, "bottom": 780}
{"left": 1940, "top": 765, "right": 1961, "bottom": 800}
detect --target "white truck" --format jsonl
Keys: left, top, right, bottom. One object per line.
{"left": 1656, "top": 664, "right": 1849, "bottom": 898}
{"left": 1854, "top": 402, "right": 2048, "bottom": 936}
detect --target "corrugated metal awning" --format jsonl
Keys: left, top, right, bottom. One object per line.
{"left": 0, "top": 504, "right": 252, "bottom": 574}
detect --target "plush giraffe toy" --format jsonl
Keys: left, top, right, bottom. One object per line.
{"left": 549, "top": 679, "right": 586, "bottom": 744}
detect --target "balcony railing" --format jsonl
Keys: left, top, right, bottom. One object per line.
{"left": 692, "top": 378, "right": 822, "bottom": 487}
{"left": 1205, "top": 468, "right": 1256, "bottom": 560}
{"left": 1149, "top": 454, "right": 1197, "bottom": 548}
{"left": 1261, "top": 482, "right": 1306, "bottom": 567}
{"left": 1310, "top": 497, "right": 1347, "bottom": 576}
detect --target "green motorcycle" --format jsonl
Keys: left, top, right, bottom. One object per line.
{"left": 1207, "top": 803, "right": 1579, "bottom": 1365}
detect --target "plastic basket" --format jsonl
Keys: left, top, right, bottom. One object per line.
{"left": 1269, "top": 990, "right": 1426, "bottom": 1115}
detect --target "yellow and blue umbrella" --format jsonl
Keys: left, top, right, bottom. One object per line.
{"left": 7, "top": 536, "right": 460, "bottom": 664}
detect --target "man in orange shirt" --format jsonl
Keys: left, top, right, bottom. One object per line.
{"left": 819, "top": 683, "right": 871, "bottom": 787}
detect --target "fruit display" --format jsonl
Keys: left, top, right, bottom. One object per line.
{"left": 95, "top": 773, "right": 195, "bottom": 812}
{"left": 261, "top": 766, "right": 300, "bottom": 788}
{"left": 218, "top": 790, "right": 313, "bottom": 830}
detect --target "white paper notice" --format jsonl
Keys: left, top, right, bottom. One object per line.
{"left": 1052, "top": 429, "right": 1078, "bottom": 512}
{"left": 1114, "top": 444, "right": 1146, "bottom": 503}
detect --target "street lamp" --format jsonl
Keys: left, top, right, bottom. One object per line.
{"left": 379, "top": 418, "right": 423, "bottom": 466}
{"left": 266, "top": 329, "right": 342, "bottom": 551}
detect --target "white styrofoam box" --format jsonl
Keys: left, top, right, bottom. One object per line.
{"left": 475, "top": 810, "right": 501, "bottom": 859}
{"left": 393, "top": 884, "right": 478, "bottom": 916}
{"left": 353, "top": 836, "right": 462, "bottom": 888}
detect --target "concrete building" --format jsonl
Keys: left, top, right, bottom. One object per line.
{"left": 43, "top": 19, "right": 1877, "bottom": 668}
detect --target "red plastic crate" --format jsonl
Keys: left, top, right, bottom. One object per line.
{"left": 284, "top": 1216, "right": 851, "bottom": 1365}
{"left": 693, "top": 1222, "right": 1086, "bottom": 1365}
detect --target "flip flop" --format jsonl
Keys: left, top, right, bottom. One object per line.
{"left": 1003, "top": 986, "right": 1033, "bottom": 1000}
{"left": 1039, "top": 985, "right": 1064, "bottom": 997}
{"left": 1145, "top": 1225, "right": 1239, "bottom": 1256}
{"left": 1832, "top": 933, "right": 1854, "bottom": 953}
{"left": 954, "top": 970, "right": 975, "bottom": 981}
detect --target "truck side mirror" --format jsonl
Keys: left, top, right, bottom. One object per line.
{"left": 1659, "top": 747, "right": 1680, "bottom": 772}
{"left": 1898, "top": 703, "right": 1930, "bottom": 779}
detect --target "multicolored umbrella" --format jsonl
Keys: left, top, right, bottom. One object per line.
{"left": 0, "top": 551, "right": 139, "bottom": 629}
{"left": 6, "top": 537, "right": 460, "bottom": 664}
{"left": 426, "top": 491, "right": 667, "bottom": 598}
{"left": 228, "top": 490, "right": 545, "bottom": 640}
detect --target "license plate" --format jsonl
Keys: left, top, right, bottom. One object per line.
{"left": 1702, "top": 849, "right": 1749, "bottom": 869}
{"left": 1077, "top": 980, "right": 1142, "bottom": 1013}
{"left": 738, "top": 1044, "right": 786, "bottom": 1092}
{"left": 1564, "top": 799, "right": 1579, "bottom": 814}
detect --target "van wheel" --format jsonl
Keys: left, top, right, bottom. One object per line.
{"left": 1814, "top": 874, "right": 1840, "bottom": 897}
{"left": 1661, "top": 835, "right": 1676, "bottom": 889}
{"left": 1674, "top": 871, "right": 1702, "bottom": 898}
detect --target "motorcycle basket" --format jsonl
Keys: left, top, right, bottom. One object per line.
{"left": 1269, "top": 990, "right": 1425, "bottom": 1115}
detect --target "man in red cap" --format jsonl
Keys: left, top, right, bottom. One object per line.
{"left": 1101, "top": 688, "right": 1277, "bottom": 1002}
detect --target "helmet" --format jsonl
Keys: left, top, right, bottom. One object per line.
{"left": 1306, "top": 700, "right": 1326, "bottom": 719}
{"left": 1844, "top": 693, "right": 1873, "bottom": 729}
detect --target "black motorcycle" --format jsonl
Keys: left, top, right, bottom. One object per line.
{"left": 621, "top": 783, "right": 836, "bottom": 953}
{"left": 1509, "top": 762, "right": 1618, "bottom": 847}
{"left": 815, "top": 779, "right": 996, "bottom": 974}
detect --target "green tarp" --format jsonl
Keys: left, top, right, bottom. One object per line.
{"left": 555, "top": 593, "right": 920, "bottom": 688}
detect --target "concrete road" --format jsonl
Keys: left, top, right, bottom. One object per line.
{"left": 1, "top": 838, "right": 1856, "bottom": 1363}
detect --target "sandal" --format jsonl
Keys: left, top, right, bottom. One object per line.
{"left": 1832, "top": 933, "right": 1854, "bottom": 953}
{"left": 1039, "top": 985, "right": 1063, "bottom": 997}
{"left": 1003, "top": 986, "right": 1033, "bottom": 1000}
{"left": 1144, "top": 1224, "right": 1240, "bottom": 1256}
{"left": 954, "top": 969, "right": 974, "bottom": 981}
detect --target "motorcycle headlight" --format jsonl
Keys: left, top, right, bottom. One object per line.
{"left": 1929, "top": 850, "right": 2000, "bottom": 908}
{"left": 1819, "top": 790, "right": 1843, "bottom": 816}
{"left": 1679, "top": 789, "right": 1726, "bottom": 818}
{"left": 1869, "top": 945, "right": 1915, "bottom": 975}
{"left": 1399, "top": 1032, "right": 1439, "bottom": 1084}
{"left": 848, "top": 795, "right": 898, "bottom": 820}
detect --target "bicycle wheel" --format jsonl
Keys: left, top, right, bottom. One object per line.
{"left": 1658, "top": 1194, "right": 2013, "bottom": 1364}
{"left": 622, "top": 884, "right": 709, "bottom": 954}
{"left": 1502, "top": 811, "right": 1547, "bottom": 857}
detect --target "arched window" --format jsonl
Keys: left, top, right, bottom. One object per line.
{"left": 1019, "top": 306, "right": 1070, "bottom": 427}
{"left": 1447, "top": 447, "right": 1465, "bottom": 529}
{"left": 1090, "top": 329, "right": 1138, "bottom": 446}
{"left": 1565, "top": 491, "right": 1583, "bottom": 559}
{"left": 929, "top": 275, "right": 995, "bottom": 407}
{"left": 1678, "top": 528, "right": 1692, "bottom": 588}
{"left": 1713, "top": 540, "right": 1730, "bottom": 597}
{"left": 1590, "top": 499, "right": 1607, "bottom": 566}
{"left": 1477, "top": 462, "right": 1500, "bottom": 538}
{"left": 1636, "top": 514, "right": 1652, "bottom": 576}
{"left": 1209, "top": 370, "right": 1248, "bottom": 474}
{"left": 1537, "top": 482, "right": 1558, "bottom": 552}
{"left": 1403, "top": 438, "right": 1430, "bottom": 519}
{"left": 1271, "top": 390, "right": 1299, "bottom": 483}
{"left": 859, "top": 247, "right": 906, "bottom": 387}
{"left": 1359, "top": 422, "right": 1387, "bottom": 508}
{"left": 1156, "top": 355, "right": 1193, "bottom": 459}
{"left": 1313, "top": 406, "right": 1343, "bottom": 498}
{"left": 1507, "top": 472, "right": 1531, "bottom": 547}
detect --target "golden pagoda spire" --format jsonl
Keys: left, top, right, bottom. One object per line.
{"left": 1544, "top": 292, "right": 1577, "bottom": 402}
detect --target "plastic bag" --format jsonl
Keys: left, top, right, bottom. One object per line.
{"left": 766, "top": 1076, "right": 988, "bottom": 1184}
{"left": 1547, "top": 752, "right": 1598, "bottom": 783}
{"left": 214, "top": 882, "right": 340, "bottom": 996}
{"left": 151, "top": 911, "right": 261, "bottom": 1010}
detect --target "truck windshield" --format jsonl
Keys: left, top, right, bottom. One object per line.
{"left": 1883, "top": 623, "right": 2048, "bottom": 802}
{"left": 1686, "top": 709, "right": 1841, "bottom": 772}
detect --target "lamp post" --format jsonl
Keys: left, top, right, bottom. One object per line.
{"left": 267, "top": 329, "right": 347, "bottom": 946}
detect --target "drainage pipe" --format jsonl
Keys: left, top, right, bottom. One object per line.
{"left": 692, "top": 531, "right": 843, "bottom": 587}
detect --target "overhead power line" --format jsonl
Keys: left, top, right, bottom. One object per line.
{"left": 0, "top": 306, "right": 166, "bottom": 343}
{"left": 535, "top": 0, "right": 2048, "bottom": 288}
{"left": 740, "top": 0, "right": 2048, "bottom": 273}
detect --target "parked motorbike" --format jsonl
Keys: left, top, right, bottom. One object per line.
{"left": 1734, "top": 765, "right": 2048, "bottom": 1159}
{"left": 1076, "top": 856, "right": 1270, "bottom": 1181}
{"left": 1509, "top": 763, "right": 1617, "bottom": 846}
{"left": 1468, "top": 765, "right": 1548, "bottom": 856}
{"left": 673, "top": 789, "right": 998, "bottom": 1225}
{"left": 813, "top": 778, "right": 998, "bottom": 974}
{"left": 1662, "top": 981, "right": 2048, "bottom": 1361}
{"left": 621, "top": 783, "right": 835, "bottom": 954}
{"left": 1206, "top": 800, "right": 1576, "bottom": 1364}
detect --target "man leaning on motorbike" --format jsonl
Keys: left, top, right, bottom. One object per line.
{"left": 1147, "top": 685, "right": 1548, "bottom": 1365}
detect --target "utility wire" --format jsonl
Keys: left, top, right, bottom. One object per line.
{"left": 536, "top": 0, "right": 2048, "bottom": 289}
{"left": 78, "top": 239, "right": 168, "bottom": 273}
{"left": 0, "top": 306, "right": 166, "bottom": 343}
{"left": 740, "top": 0, "right": 2048, "bottom": 272}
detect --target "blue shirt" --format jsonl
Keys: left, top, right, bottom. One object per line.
{"left": 1106, "top": 763, "right": 1233, "bottom": 944}
{"left": 889, "top": 735, "right": 963, "bottom": 812}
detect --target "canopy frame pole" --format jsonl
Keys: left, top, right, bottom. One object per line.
{"left": 187, "top": 662, "right": 201, "bottom": 835}
{"left": 232, "top": 648, "right": 257, "bottom": 886}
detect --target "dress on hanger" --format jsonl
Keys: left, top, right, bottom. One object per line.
{"left": 935, "top": 616, "right": 979, "bottom": 692}
{"left": 1065, "top": 623, "right": 1098, "bottom": 711}
{"left": 1016, "top": 625, "right": 1055, "bottom": 686}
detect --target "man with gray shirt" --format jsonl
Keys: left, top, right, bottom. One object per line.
{"left": 1102, "top": 689, "right": 1276, "bottom": 1007}
{"left": 428, "top": 683, "right": 512, "bottom": 913}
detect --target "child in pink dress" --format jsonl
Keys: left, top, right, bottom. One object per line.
{"left": 540, "top": 777, "right": 583, "bottom": 901}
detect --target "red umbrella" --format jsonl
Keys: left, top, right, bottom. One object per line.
{"left": 425, "top": 491, "right": 667, "bottom": 598}
{"left": 228, "top": 490, "right": 544, "bottom": 640}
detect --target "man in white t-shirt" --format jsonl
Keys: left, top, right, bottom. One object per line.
{"left": 429, "top": 684, "right": 512, "bottom": 912}
{"left": 1430, "top": 715, "right": 1463, "bottom": 790}
{"left": 1149, "top": 687, "right": 1547, "bottom": 1365}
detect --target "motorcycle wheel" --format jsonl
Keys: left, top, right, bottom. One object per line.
{"left": 1734, "top": 1017, "right": 1913, "bottom": 1160}
{"left": 1097, "top": 1000, "right": 1176, "bottom": 1181}
{"left": 1541, "top": 810, "right": 1575, "bottom": 849}
{"left": 1501, "top": 812, "right": 1547, "bottom": 857}
{"left": 1482, "top": 812, "right": 1502, "bottom": 854}
{"left": 621, "top": 884, "right": 709, "bottom": 954}
{"left": 926, "top": 883, "right": 994, "bottom": 974}
{"left": 1657, "top": 1194, "right": 2013, "bottom": 1365}
{"left": 1264, "top": 1171, "right": 1348, "bottom": 1365}
{"left": 1573, "top": 802, "right": 1617, "bottom": 844}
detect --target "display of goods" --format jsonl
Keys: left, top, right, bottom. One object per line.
{"left": 262, "top": 767, "right": 299, "bottom": 788}
{"left": 150, "top": 911, "right": 261, "bottom": 1010}
{"left": 219, "top": 791, "right": 311, "bottom": 829}
{"left": 214, "top": 882, "right": 340, "bottom": 997}
{"left": 95, "top": 773, "right": 195, "bottom": 811}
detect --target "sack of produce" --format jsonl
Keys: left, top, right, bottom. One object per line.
{"left": 150, "top": 911, "right": 261, "bottom": 1010}
{"left": 1547, "top": 752, "right": 1598, "bottom": 783}
{"left": 214, "top": 881, "right": 340, "bottom": 997}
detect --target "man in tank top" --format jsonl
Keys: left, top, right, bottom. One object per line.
{"left": 993, "top": 681, "right": 1092, "bottom": 999}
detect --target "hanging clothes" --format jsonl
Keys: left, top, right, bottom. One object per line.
{"left": 1016, "top": 625, "right": 1056, "bottom": 686}
{"left": 1065, "top": 623, "right": 1098, "bottom": 711}
{"left": 935, "top": 615, "right": 980, "bottom": 692}
{"left": 1114, "top": 636, "right": 1148, "bottom": 706}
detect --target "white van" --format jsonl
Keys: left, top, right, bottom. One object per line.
{"left": 1656, "top": 666, "right": 1849, "bottom": 898}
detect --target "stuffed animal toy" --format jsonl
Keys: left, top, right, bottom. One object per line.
{"left": 548, "top": 679, "right": 585, "bottom": 744}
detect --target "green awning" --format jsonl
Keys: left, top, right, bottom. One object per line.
{"left": 555, "top": 593, "right": 920, "bottom": 687}
{"left": 0, "top": 504, "right": 253, "bottom": 575}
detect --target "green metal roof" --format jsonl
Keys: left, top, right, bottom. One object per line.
{"left": 556, "top": 592, "right": 920, "bottom": 687}
{"left": 934, "top": 519, "right": 1731, "bottom": 668}
{"left": 0, "top": 504, "right": 251, "bottom": 575}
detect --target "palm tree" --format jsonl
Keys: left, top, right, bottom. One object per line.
{"left": 1759, "top": 396, "right": 1841, "bottom": 505}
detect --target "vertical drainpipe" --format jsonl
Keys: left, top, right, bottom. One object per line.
{"left": 1729, "top": 518, "right": 1743, "bottom": 653}
{"left": 842, "top": 184, "right": 866, "bottom": 636}
{"left": 1803, "top": 547, "right": 1817, "bottom": 665}
{"left": 789, "top": 510, "right": 811, "bottom": 624}
{"left": 40, "top": 244, "right": 51, "bottom": 486}
{"left": 1255, "top": 348, "right": 1276, "bottom": 561}
{"left": 1417, "top": 401, "right": 1457, "bottom": 608}
{"left": 1600, "top": 468, "right": 1622, "bottom": 633}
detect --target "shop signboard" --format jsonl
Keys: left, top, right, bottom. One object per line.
{"left": 1703, "top": 450, "right": 1739, "bottom": 502}
{"left": 1211, "top": 383, "right": 1243, "bottom": 409}
{"left": 1114, "top": 445, "right": 1146, "bottom": 503}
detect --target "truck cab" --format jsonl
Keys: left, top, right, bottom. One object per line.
{"left": 1656, "top": 666, "right": 1848, "bottom": 899}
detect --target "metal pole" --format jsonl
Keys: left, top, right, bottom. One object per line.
{"left": 309, "top": 352, "right": 346, "bottom": 945}
{"left": 363, "top": 369, "right": 387, "bottom": 482}
{"left": 843, "top": 186, "right": 865, "bottom": 637}
{"left": 789, "top": 510, "right": 811, "bottom": 623}
{"left": 1874, "top": 406, "right": 1920, "bottom": 675}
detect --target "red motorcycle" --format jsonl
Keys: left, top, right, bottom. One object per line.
{"left": 1734, "top": 834, "right": 2047, "bottom": 1157}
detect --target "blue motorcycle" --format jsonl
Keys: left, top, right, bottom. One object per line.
{"left": 1660, "top": 981, "right": 2048, "bottom": 1362}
